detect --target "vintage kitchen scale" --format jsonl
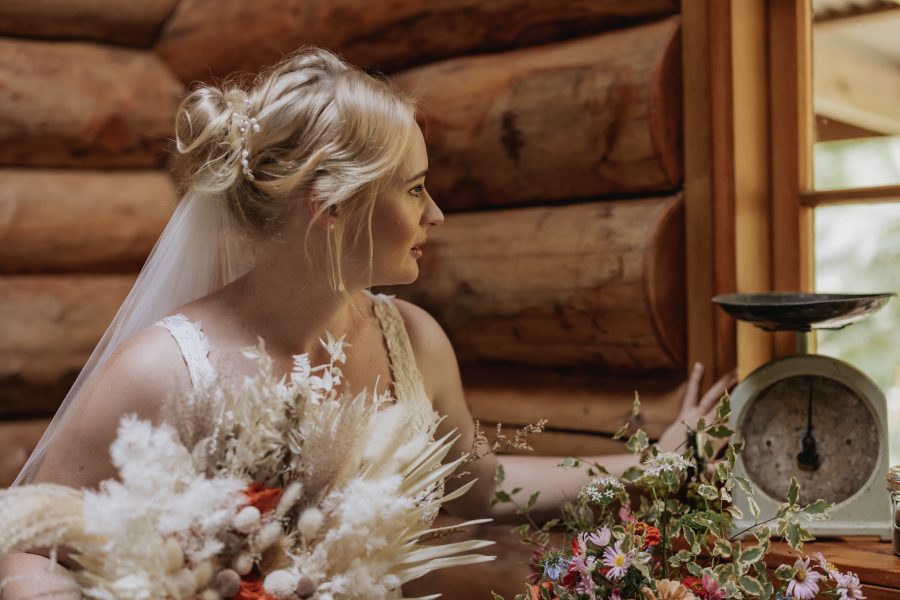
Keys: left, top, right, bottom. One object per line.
{"left": 713, "top": 292, "right": 895, "bottom": 539}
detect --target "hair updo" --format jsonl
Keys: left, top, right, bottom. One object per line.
{"left": 174, "top": 47, "right": 420, "bottom": 289}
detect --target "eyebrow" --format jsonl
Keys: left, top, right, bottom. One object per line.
{"left": 404, "top": 169, "right": 428, "bottom": 183}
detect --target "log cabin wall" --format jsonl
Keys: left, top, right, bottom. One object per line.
{"left": 0, "top": 1, "right": 688, "bottom": 597}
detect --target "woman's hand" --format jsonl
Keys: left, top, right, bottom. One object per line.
{"left": 655, "top": 363, "right": 738, "bottom": 454}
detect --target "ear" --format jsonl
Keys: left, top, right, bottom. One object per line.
{"left": 305, "top": 191, "right": 337, "bottom": 231}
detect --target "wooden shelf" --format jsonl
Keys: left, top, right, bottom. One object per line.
{"left": 765, "top": 539, "right": 900, "bottom": 598}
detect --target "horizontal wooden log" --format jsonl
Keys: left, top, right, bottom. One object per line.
{"left": 466, "top": 366, "right": 685, "bottom": 439}
{"left": 0, "top": 0, "right": 179, "bottom": 47}
{"left": 0, "top": 170, "right": 176, "bottom": 273}
{"left": 393, "top": 17, "right": 682, "bottom": 210}
{"left": 392, "top": 195, "right": 686, "bottom": 372}
{"left": 155, "top": 0, "right": 678, "bottom": 84}
{"left": 0, "top": 418, "right": 50, "bottom": 487}
{"left": 0, "top": 275, "right": 134, "bottom": 417}
{"left": 0, "top": 39, "right": 184, "bottom": 168}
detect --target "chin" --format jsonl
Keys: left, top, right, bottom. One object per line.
{"left": 371, "top": 263, "right": 419, "bottom": 287}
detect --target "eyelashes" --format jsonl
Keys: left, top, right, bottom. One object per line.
{"left": 410, "top": 183, "right": 426, "bottom": 197}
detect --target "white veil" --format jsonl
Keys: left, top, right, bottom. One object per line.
{"left": 13, "top": 188, "right": 254, "bottom": 485}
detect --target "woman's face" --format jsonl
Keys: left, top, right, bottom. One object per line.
{"left": 365, "top": 126, "right": 444, "bottom": 286}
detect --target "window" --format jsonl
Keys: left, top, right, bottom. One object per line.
{"left": 810, "top": 0, "right": 900, "bottom": 464}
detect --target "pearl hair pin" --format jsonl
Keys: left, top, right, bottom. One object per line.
{"left": 231, "top": 99, "right": 261, "bottom": 181}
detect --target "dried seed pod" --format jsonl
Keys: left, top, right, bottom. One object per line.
{"left": 295, "top": 576, "right": 316, "bottom": 599}
{"left": 213, "top": 568, "right": 241, "bottom": 598}
{"left": 231, "top": 551, "right": 254, "bottom": 576}
{"left": 200, "top": 590, "right": 221, "bottom": 600}
{"left": 219, "top": 531, "right": 244, "bottom": 554}
{"left": 255, "top": 521, "right": 283, "bottom": 551}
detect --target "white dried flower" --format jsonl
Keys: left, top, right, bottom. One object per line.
{"left": 298, "top": 507, "right": 324, "bottom": 540}
{"left": 163, "top": 537, "right": 184, "bottom": 573}
{"left": 255, "top": 521, "right": 283, "bottom": 551}
{"left": 264, "top": 569, "right": 299, "bottom": 599}
{"left": 169, "top": 568, "right": 198, "bottom": 598}
{"left": 276, "top": 482, "right": 303, "bottom": 517}
{"left": 192, "top": 560, "right": 214, "bottom": 588}
{"left": 233, "top": 505, "right": 261, "bottom": 533}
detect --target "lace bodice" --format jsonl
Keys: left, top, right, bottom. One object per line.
{"left": 154, "top": 293, "right": 434, "bottom": 418}
{"left": 153, "top": 292, "right": 443, "bottom": 524}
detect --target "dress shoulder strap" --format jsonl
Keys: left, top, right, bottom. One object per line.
{"left": 368, "top": 293, "right": 430, "bottom": 407}
{"left": 154, "top": 313, "right": 218, "bottom": 390}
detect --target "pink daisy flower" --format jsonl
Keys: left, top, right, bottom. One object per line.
{"left": 586, "top": 526, "right": 612, "bottom": 548}
{"left": 602, "top": 541, "right": 632, "bottom": 581}
{"left": 786, "top": 557, "right": 821, "bottom": 600}
{"left": 834, "top": 571, "right": 864, "bottom": 600}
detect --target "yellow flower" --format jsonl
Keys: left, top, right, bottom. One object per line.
{"left": 641, "top": 579, "right": 698, "bottom": 600}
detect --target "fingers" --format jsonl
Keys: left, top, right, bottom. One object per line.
{"left": 681, "top": 362, "right": 704, "bottom": 413}
{"left": 698, "top": 369, "right": 739, "bottom": 413}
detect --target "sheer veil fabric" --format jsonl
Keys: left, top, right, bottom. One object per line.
{"left": 13, "top": 189, "right": 254, "bottom": 485}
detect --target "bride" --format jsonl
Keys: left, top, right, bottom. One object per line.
{"left": 0, "top": 47, "right": 733, "bottom": 599}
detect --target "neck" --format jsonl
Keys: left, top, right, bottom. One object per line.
{"left": 221, "top": 250, "right": 366, "bottom": 360}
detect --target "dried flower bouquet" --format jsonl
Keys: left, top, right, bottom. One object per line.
{"left": 0, "top": 335, "right": 493, "bottom": 600}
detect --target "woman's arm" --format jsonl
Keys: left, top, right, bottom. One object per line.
{"left": 397, "top": 300, "right": 736, "bottom": 523}
{"left": 0, "top": 553, "right": 81, "bottom": 600}
{"left": 1, "top": 327, "right": 188, "bottom": 600}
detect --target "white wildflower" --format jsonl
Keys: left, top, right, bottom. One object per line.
{"left": 642, "top": 451, "right": 692, "bottom": 478}
{"left": 579, "top": 476, "right": 626, "bottom": 505}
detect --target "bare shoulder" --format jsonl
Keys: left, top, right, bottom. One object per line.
{"left": 32, "top": 324, "right": 190, "bottom": 487}
{"left": 88, "top": 325, "right": 191, "bottom": 418}
{"left": 390, "top": 298, "right": 460, "bottom": 399}
{"left": 391, "top": 298, "right": 454, "bottom": 360}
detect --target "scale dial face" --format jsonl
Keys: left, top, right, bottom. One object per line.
{"left": 740, "top": 374, "right": 879, "bottom": 505}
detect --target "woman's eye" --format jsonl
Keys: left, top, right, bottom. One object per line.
{"left": 410, "top": 183, "right": 426, "bottom": 197}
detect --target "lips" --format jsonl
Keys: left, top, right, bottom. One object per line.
{"left": 410, "top": 240, "right": 426, "bottom": 258}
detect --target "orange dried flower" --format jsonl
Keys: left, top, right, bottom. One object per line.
{"left": 243, "top": 482, "right": 284, "bottom": 514}
{"left": 236, "top": 572, "right": 277, "bottom": 600}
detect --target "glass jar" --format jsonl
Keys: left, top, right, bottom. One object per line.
{"left": 889, "top": 466, "right": 900, "bottom": 556}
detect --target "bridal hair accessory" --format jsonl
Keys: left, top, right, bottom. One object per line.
{"left": 231, "top": 99, "right": 261, "bottom": 181}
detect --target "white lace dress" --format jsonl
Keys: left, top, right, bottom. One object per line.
{"left": 153, "top": 292, "right": 443, "bottom": 525}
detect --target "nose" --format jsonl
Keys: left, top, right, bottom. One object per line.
{"left": 423, "top": 193, "right": 444, "bottom": 227}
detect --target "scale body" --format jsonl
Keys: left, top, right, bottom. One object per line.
{"left": 714, "top": 292, "right": 895, "bottom": 540}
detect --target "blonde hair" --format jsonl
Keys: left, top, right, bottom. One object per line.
{"left": 174, "top": 47, "right": 419, "bottom": 291}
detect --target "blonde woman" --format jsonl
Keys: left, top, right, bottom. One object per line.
{"left": 0, "top": 47, "right": 733, "bottom": 599}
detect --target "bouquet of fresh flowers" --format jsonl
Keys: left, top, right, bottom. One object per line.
{"left": 0, "top": 335, "right": 493, "bottom": 600}
{"left": 494, "top": 394, "right": 865, "bottom": 600}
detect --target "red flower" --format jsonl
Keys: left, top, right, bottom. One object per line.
{"left": 634, "top": 521, "right": 661, "bottom": 548}
{"left": 560, "top": 563, "right": 579, "bottom": 589}
{"left": 570, "top": 536, "right": 582, "bottom": 556}
{"left": 243, "top": 483, "right": 284, "bottom": 515}
{"left": 682, "top": 576, "right": 706, "bottom": 598}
